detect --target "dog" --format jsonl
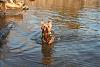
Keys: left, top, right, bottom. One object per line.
{"left": 41, "top": 20, "right": 54, "bottom": 45}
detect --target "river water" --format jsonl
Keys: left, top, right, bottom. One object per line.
{"left": 0, "top": 0, "right": 100, "bottom": 67}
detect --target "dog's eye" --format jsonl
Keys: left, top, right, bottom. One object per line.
{"left": 48, "top": 26, "right": 50, "bottom": 27}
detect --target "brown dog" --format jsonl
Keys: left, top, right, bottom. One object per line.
{"left": 41, "top": 20, "right": 54, "bottom": 45}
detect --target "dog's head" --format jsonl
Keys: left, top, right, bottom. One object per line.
{"left": 41, "top": 20, "right": 52, "bottom": 34}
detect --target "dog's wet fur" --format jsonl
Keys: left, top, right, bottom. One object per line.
{"left": 41, "top": 20, "right": 54, "bottom": 45}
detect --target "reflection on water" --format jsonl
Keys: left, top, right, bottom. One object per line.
{"left": 0, "top": 0, "right": 100, "bottom": 67}
{"left": 5, "top": 15, "right": 23, "bottom": 23}
{"left": 0, "top": 15, "right": 6, "bottom": 29}
{"left": 41, "top": 43, "right": 54, "bottom": 66}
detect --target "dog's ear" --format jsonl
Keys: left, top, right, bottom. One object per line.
{"left": 48, "top": 20, "right": 52, "bottom": 28}
{"left": 41, "top": 20, "right": 45, "bottom": 25}
{"left": 41, "top": 20, "right": 44, "bottom": 24}
{"left": 48, "top": 20, "right": 52, "bottom": 24}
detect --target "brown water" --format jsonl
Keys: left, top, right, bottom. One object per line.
{"left": 0, "top": 0, "right": 100, "bottom": 67}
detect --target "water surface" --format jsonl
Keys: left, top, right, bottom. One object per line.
{"left": 0, "top": 0, "right": 100, "bottom": 67}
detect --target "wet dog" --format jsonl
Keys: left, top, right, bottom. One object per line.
{"left": 41, "top": 20, "right": 54, "bottom": 45}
